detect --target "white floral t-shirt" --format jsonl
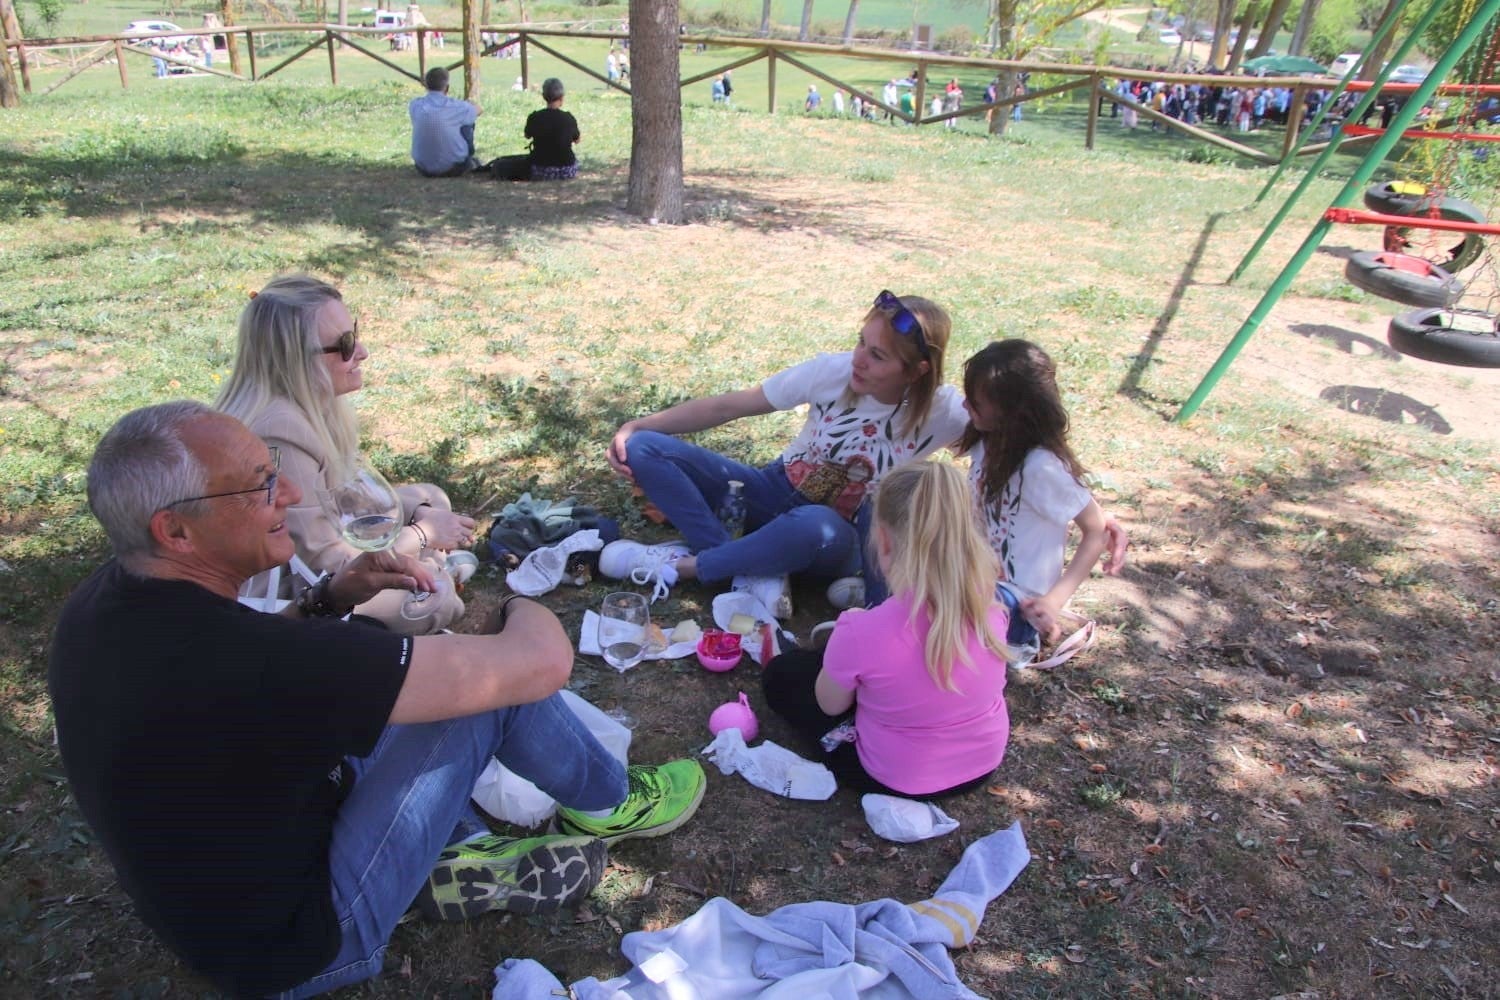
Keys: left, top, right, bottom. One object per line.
{"left": 761, "top": 352, "right": 968, "bottom": 520}
{"left": 967, "top": 442, "right": 1093, "bottom": 598}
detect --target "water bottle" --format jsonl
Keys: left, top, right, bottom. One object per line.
{"left": 717, "top": 480, "right": 746, "bottom": 540}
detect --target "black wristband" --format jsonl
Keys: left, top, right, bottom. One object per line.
{"left": 297, "top": 575, "right": 351, "bottom": 619}
{"left": 407, "top": 500, "right": 433, "bottom": 527}
{"left": 497, "top": 593, "right": 524, "bottom": 629}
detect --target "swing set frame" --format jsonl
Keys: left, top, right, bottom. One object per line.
{"left": 1176, "top": 0, "right": 1500, "bottom": 421}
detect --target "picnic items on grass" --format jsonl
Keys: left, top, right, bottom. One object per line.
{"left": 701, "top": 727, "right": 836, "bottom": 801}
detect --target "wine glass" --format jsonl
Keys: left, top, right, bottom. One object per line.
{"left": 598, "top": 592, "right": 649, "bottom": 670}
{"left": 316, "top": 457, "right": 434, "bottom": 617}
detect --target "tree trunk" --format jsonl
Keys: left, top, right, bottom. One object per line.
{"left": 222, "top": 0, "right": 242, "bottom": 76}
{"left": 626, "top": 0, "right": 683, "bottom": 224}
{"left": 988, "top": 67, "right": 1019, "bottom": 135}
{"left": 1224, "top": 2, "right": 1258, "bottom": 74}
{"left": 1359, "top": 0, "right": 1402, "bottom": 79}
{"left": 1288, "top": 0, "right": 1320, "bottom": 56}
{"left": 1250, "top": 0, "right": 1292, "bottom": 58}
{"left": 0, "top": 0, "right": 28, "bottom": 95}
{"left": 0, "top": 9, "right": 19, "bottom": 108}
{"left": 462, "top": 0, "right": 480, "bottom": 101}
{"left": 842, "top": 0, "right": 860, "bottom": 44}
{"left": 760, "top": 0, "right": 771, "bottom": 37}
{"left": 1208, "top": 0, "right": 1236, "bottom": 68}
{"left": 337, "top": 0, "right": 348, "bottom": 25}
{"left": 799, "top": 0, "right": 813, "bottom": 41}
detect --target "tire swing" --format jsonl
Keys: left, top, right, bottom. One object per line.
{"left": 1363, "top": 180, "right": 1430, "bottom": 215}
{"left": 1387, "top": 307, "right": 1500, "bottom": 368}
{"left": 1381, "top": 195, "right": 1488, "bottom": 274}
{"left": 1344, "top": 251, "right": 1464, "bottom": 308}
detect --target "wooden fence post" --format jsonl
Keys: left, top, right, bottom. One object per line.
{"left": 417, "top": 26, "right": 426, "bottom": 80}
{"left": 520, "top": 33, "right": 528, "bottom": 89}
{"left": 767, "top": 49, "right": 776, "bottom": 113}
{"left": 326, "top": 29, "right": 337, "bottom": 83}
{"left": 246, "top": 28, "right": 257, "bottom": 80}
{"left": 114, "top": 38, "right": 127, "bottom": 88}
{"left": 462, "top": 0, "right": 480, "bottom": 101}
{"left": 913, "top": 60, "right": 926, "bottom": 126}
{"left": 1085, "top": 73, "right": 1100, "bottom": 150}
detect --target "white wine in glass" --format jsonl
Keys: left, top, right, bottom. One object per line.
{"left": 316, "top": 458, "right": 433, "bottom": 616}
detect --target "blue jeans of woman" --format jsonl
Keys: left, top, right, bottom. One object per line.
{"left": 278, "top": 692, "right": 626, "bottom": 999}
{"left": 624, "top": 430, "right": 861, "bottom": 583}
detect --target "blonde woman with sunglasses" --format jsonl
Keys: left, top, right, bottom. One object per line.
{"left": 217, "top": 274, "right": 474, "bottom": 633}
{"left": 602, "top": 290, "right": 969, "bottom": 617}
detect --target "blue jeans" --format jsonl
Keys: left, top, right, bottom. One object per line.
{"left": 278, "top": 692, "right": 626, "bottom": 999}
{"left": 624, "top": 430, "right": 861, "bottom": 583}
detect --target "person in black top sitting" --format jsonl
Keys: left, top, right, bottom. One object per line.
{"left": 525, "top": 77, "right": 581, "bottom": 180}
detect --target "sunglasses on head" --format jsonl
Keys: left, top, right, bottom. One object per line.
{"left": 873, "top": 290, "right": 930, "bottom": 359}
{"left": 319, "top": 320, "right": 360, "bottom": 363}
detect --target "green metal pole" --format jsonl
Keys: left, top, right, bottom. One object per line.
{"left": 1175, "top": 0, "right": 1500, "bottom": 423}
{"left": 1230, "top": 0, "right": 1444, "bottom": 283}
{"left": 1252, "top": 0, "right": 1412, "bottom": 203}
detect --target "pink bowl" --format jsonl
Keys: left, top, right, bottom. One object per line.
{"left": 696, "top": 629, "right": 743, "bottom": 672}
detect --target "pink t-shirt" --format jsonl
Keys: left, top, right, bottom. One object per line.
{"left": 822, "top": 593, "right": 1010, "bottom": 795}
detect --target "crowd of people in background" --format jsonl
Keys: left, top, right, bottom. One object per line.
{"left": 1109, "top": 73, "right": 1338, "bottom": 134}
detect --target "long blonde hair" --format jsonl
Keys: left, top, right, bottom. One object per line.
{"left": 875, "top": 459, "right": 1010, "bottom": 691}
{"left": 842, "top": 293, "right": 950, "bottom": 437}
{"left": 215, "top": 274, "right": 360, "bottom": 482}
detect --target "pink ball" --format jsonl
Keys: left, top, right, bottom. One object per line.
{"left": 708, "top": 692, "right": 759, "bottom": 742}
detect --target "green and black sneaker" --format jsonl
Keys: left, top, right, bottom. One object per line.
{"left": 554, "top": 761, "right": 707, "bottom": 845}
{"left": 414, "top": 833, "right": 607, "bottom": 922}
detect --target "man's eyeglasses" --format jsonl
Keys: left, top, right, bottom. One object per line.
{"left": 164, "top": 447, "right": 281, "bottom": 508}
{"left": 873, "top": 290, "right": 930, "bottom": 359}
{"left": 319, "top": 321, "right": 360, "bottom": 363}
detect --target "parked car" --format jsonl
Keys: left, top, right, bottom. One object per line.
{"left": 1159, "top": 29, "right": 1183, "bottom": 45}
{"left": 1386, "top": 64, "right": 1429, "bottom": 85}
{"left": 123, "top": 19, "right": 188, "bottom": 44}
{"left": 1329, "top": 53, "right": 1361, "bottom": 76}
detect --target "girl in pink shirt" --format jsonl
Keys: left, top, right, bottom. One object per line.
{"left": 761, "top": 460, "right": 1014, "bottom": 798}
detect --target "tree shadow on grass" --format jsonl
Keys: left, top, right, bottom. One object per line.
{"left": 0, "top": 146, "right": 933, "bottom": 275}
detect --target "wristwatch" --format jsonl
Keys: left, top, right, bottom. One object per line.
{"left": 297, "top": 575, "right": 352, "bottom": 619}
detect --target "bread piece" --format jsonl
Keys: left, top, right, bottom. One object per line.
{"left": 644, "top": 622, "right": 668, "bottom": 653}
{"left": 669, "top": 619, "right": 702, "bottom": 644}
{"left": 728, "top": 613, "right": 758, "bottom": 636}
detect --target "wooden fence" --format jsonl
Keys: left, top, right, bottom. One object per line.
{"left": 5, "top": 25, "right": 1370, "bottom": 162}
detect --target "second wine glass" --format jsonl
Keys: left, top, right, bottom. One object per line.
{"left": 316, "top": 457, "right": 434, "bottom": 617}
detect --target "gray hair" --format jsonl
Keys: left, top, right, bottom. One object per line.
{"left": 87, "top": 401, "right": 213, "bottom": 564}
{"left": 541, "top": 77, "right": 565, "bottom": 102}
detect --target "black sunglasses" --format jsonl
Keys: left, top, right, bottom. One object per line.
{"left": 164, "top": 447, "right": 281, "bottom": 508}
{"left": 319, "top": 320, "right": 360, "bottom": 363}
{"left": 873, "top": 290, "right": 930, "bottom": 359}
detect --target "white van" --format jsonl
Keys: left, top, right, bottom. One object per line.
{"left": 1330, "top": 53, "right": 1361, "bottom": 77}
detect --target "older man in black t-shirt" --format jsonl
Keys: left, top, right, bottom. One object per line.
{"left": 50, "top": 402, "right": 705, "bottom": 997}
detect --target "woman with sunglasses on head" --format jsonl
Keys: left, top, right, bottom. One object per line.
{"left": 603, "top": 290, "right": 968, "bottom": 617}
{"left": 217, "top": 274, "right": 474, "bottom": 634}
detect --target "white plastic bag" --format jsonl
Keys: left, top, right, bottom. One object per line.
{"left": 711, "top": 592, "right": 782, "bottom": 665}
{"left": 471, "top": 689, "right": 631, "bottom": 826}
{"left": 861, "top": 793, "right": 959, "bottom": 842}
{"left": 701, "top": 727, "right": 836, "bottom": 800}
